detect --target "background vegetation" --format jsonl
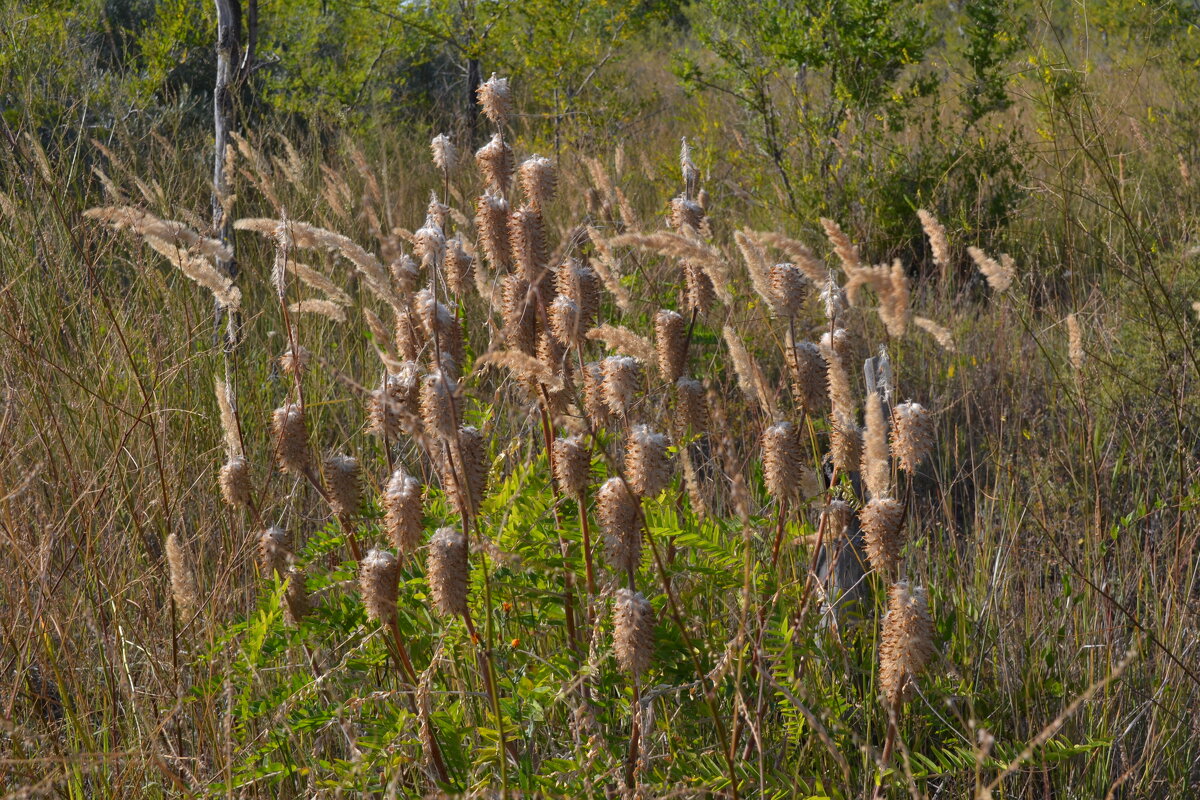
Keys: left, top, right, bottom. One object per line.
{"left": 1, "top": 0, "right": 1199, "bottom": 797}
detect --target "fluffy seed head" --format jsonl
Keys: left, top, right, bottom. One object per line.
{"left": 861, "top": 496, "right": 905, "bottom": 574}
{"left": 683, "top": 262, "right": 715, "bottom": 315}
{"left": 1067, "top": 313, "right": 1084, "bottom": 371}
{"left": 444, "top": 236, "right": 474, "bottom": 297}
{"left": 549, "top": 294, "right": 583, "bottom": 347}
{"left": 430, "top": 133, "right": 456, "bottom": 173}
{"left": 451, "top": 425, "right": 488, "bottom": 518}
{"left": 879, "top": 582, "right": 934, "bottom": 707}
{"left": 864, "top": 392, "right": 892, "bottom": 499}
{"left": 770, "top": 263, "right": 808, "bottom": 316}
{"left": 165, "top": 533, "right": 199, "bottom": 611}
{"left": 390, "top": 254, "right": 420, "bottom": 295}
{"left": 557, "top": 259, "right": 601, "bottom": 329}
{"left": 583, "top": 361, "right": 612, "bottom": 428}
{"left": 272, "top": 403, "right": 309, "bottom": 475}
{"left": 613, "top": 588, "right": 654, "bottom": 676}
{"left": 820, "top": 500, "right": 853, "bottom": 540}
{"left": 826, "top": 347, "right": 855, "bottom": 420}
{"left": 500, "top": 275, "right": 537, "bottom": 355}
{"left": 626, "top": 425, "right": 672, "bottom": 498}
{"left": 675, "top": 376, "right": 708, "bottom": 434}
{"left": 475, "top": 133, "right": 513, "bottom": 194}
{"left": 655, "top": 309, "right": 687, "bottom": 382}
{"left": 360, "top": 549, "right": 399, "bottom": 624}
{"left": 509, "top": 205, "right": 548, "bottom": 284}
{"left": 477, "top": 73, "right": 512, "bottom": 127}
{"left": 598, "top": 477, "right": 641, "bottom": 575}
{"left": 428, "top": 527, "right": 469, "bottom": 617}
{"left": 669, "top": 195, "right": 703, "bottom": 232}
{"left": 282, "top": 565, "right": 310, "bottom": 626}
{"left": 416, "top": 288, "right": 464, "bottom": 367}
{"left": 259, "top": 526, "right": 291, "bottom": 577}
{"left": 519, "top": 156, "right": 556, "bottom": 210}
{"left": 395, "top": 310, "right": 424, "bottom": 361}
{"left": 601, "top": 355, "right": 642, "bottom": 417}
{"left": 762, "top": 421, "right": 805, "bottom": 502}
{"left": 383, "top": 469, "right": 424, "bottom": 553}
{"left": 413, "top": 220, "right": 446, "bottom": 269}
{"left": 789, "top": 340, "right": 828, "bottom": 416}
{"left": 323, "top": 454, "right": 361, "bottom": 517}
{"left": 890, "top": 402, "right": 934, "bottom": 474}
{"left": 420, "top": 371, "right": 459, "bottom": 440}
{"left": 830, "top": 414, "right": 863, "bottom": 475}
{"left": 476, "top": 191, "right": 512, "bottom": 269}
{"left": 552, "top": 436, "right": 590, "bottom": 497}
{"left": 219, "top": 456, "right": 251, "bottom": 509}
{"left": 279, "top": 346, "right": 310, "bottom": 376}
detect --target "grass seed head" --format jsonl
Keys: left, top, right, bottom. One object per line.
{"left": 430, "top": 133, "right": 457, "bottom": 173}
{"left": 655, "top": 309, "right": 687, "bottom": 382}
{"left": 165, "top": 533, "right": 199, "bottom": 612}
{"left": 861, "top": 496, "right": 905, "bottom": 574}
{"left": 890, "top": 401, "right": 933, "bottom": 474}
{"left": 789, "top": 340, "right": 828, "bottom": 417}
{"left": 444, "top": 236, "right": 474, "bottom": 297}
{"left": 323, "top": 454, "right": 361, "bottom": 517}
{"left": 864, "top": 391, "right": 892, "bottom": 499}
{"left": 683, "top": 261, "right": 715, "bottom": 315}
{"left": 552, "top": 436, "right": 591, "bottom": 497}
{"left": 598, "top": 477, "right": 641, "bottom": 575}
{"left": 476, "top": 191, "right": 512, "bottom": 269}
{"left": 879, "top": 582, "right": 934, "bottom": 707}
{"left": 420, "top": 371, "right": 459, "bottom": 440}
{"left": 477, "top": 73, "right": 512, "bottom": 127}
{"left": 762, "top": 420, "right": 805, "bottom": 502}
{"left": 519, "top": 155, "right": 556, "bottom": 211}
{"left": 475, "top": 133, "right": 514, "bottom": 194}
{"left": 219, "top": 455, "right": 251, "bottom": 509}
{"left": 601, "top": 355, "right": 642, "bottom": 418}
{"left": 675, "top": 376, "right": 708, "bottom": 434}
{"left": 428, "top": 527, "right": 469, "bottom": 618}
{"left": 613, "top": 588, "right": 654, "bottom": 676}
{"left": 769, "top": 263, "right": 808, "bottom": 316}
{"left": 626, "top": 425, "right": 672, "bottom": 498}
{"left": 830, "top": 414, "right": 863, "bottom": 475}
{"left": 549, "top": 294, "right": 583, "bottom": 347}
{"left": 360, "top": 549, "right": 399, "bottom": 624}
{"left": 384, "top": 469, "right": 424, "bottom": 554}
{"left": 500, "top": 275, "right": 537, "bottom": 355}
{"left": 272, "top": 403, "right": 310, "bottom": 476}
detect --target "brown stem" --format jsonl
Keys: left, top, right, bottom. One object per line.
{"left": 769, "top": 497, "right": 790, "bottom": 570}
{"left": 388, "top": 619, "right": 450, "bottom": 785}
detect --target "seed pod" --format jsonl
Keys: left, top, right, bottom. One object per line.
{"left": 598, "top": 477, "right": 641, "bottom": 575}
{"left": 509, "top": 205, "right": 548, "bottom": 285}
{"left": 416, "top": 289, "right": 464, "bottom": 368}
{"left": 323, "top": 454, "right": 361, "bottom": 517}
{"left": 557, "top": 259, "right": 601, "bottom": 329}
{"left": 519, "top": 155, "right": 556, "bottom": 211}
{"left": 626, "top": 425, "right": 672, "bottom": 498}
{"left": 500, "top": 275, "right": 537, "bottom": 356}
{"left": 762, "top": 421, "right": 805, "bottom": 502}
{"left": 282, "top": 565, "right": 311, "bottom": 626}
{"left": 450, "top": 425, "right": 488, "bottom": 518}
{"left": 444, "top": 237, "right": 474, "bottom": 298}
{"left": 413, "top": 220, "right": 446, "bottom": 269}
{"left": 258, "top": 526, "right": 291, "bottom": 577}
{"left": 475, "top": 133, "right": 513, "bottom": 194}
{"left": 395, "top": 310, "right": 424, "bottom": 362}
{"left": 879, "top": 582, "right": 934, "bottom": 707}
{"left": 420, "top": 371, "right": 459, "bottom": 440}
{"left": 384, "top": 469, "right": 424, "bottom": 554}
{"left": 428, "top": 527, "right": 469, "bottom": 618}
{"left": 613, "top": 588, "right": 654, "bottom": 676}
{"left": 601, "top": 355, "right": 642, "bottom": 418}
{"left": 272, "top": 403, "right": 309, "bottom": 476}
{"left": 830, "top": 414, "right": 862, "bottom": 475}
{"left": 549, "top": 294, "right": 582, "bottom": 347}
{"left": 770, "top": 263, "right": 808, "bottom": 316}
{"left": 583, "top": 362, "right": 612, "bottom": 429}
{"left": 476, "top": 74, "right": 512, "bottom": 127}
{"left": 360, "top": 549, "right": 399, "bottom": 624}
{"left": 552, "top": 436, "right": 590, "bottom": 497}
{"left": 788, "top": 340, "right": 827, "bottom": 417}
{"left": 655, "top": 309, "right": 687, "bottom": 382}
{"left": 861, "top": 496, "right": 905, "bottom": 574}
{"left": 671, "top": 376, "right": 706, "bottom": 435}
{"left": 891, "top": 401, "right": 934, "bottom": 474}
{"left": 683, "top": 262, "right": 715, "bottom": 315}
{"left": 669, "top": 195, "right": 703, "bottom": 233}
{"left": 476, "top": 191, "right": 511, "bottom": 270}
{"left": 219, "top": 455, "right": 251, "bottom": 509}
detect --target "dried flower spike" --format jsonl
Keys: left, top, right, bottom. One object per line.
{"left": 360, "top": 549, "right": 399, "bottom": 624}
{"left": 165, "top": 533, "right": 199, "bottom": 611}
{"left": 879, "top": 582, "right": 934, "bottom": 707}
{"left": 272, "top": 403, "right": 310, "bottom": 476}
{"left": 675, "top": 376, "right": 708, "bottom": 434}
{"left": 259, "top": 526, "right": 291, "bottom": 577}
{"left": 477, "top": 73, "right": 512, "bottom": 128}
{"left": 420, "top": 371, "right": 459, "bottom": 440}
{"left": 769, "top": 263, "right": 808, "bottom": 316}
{"left": 219, "top": 455, "right": 251, "bottom": 509}
{"left": 626, "top": 425, "right": 672, "bottom": 498}
{"left": 601, "top": 355, "right": 642, "bottom": 418}
{"left": 323, "top": 454, "right": 361, "bottom": 517}
{"left": 598, "top": 477, "right": 641, "bottom": 576}
{"left": 655, "top": 309, "right": 687, "bottom": 382}
{"left": 384, "top": 469, "right": 424, "bottom": 554}
{"left": 789, "top": 340, "right": 827, "bottom": 416}
{"left": 475, "top": 133, "right": 513, "bottom": 194}
{"left": 552, "top": 436, "right": 591, "bottom": 497}
{"left": 430, "top": 134, "right": 457, "bottom": 173}
{"left": 762, "top": 421, "right": 806, "bottom": 502}
{"left": 863, "top": 392, "right": 891, "bottom": 499}
{"left": 861, "top": 496, "right": 905, "bottom": 574}
{"left": 519, "top": 156, "right": 556, "bottom": 211}
{"left": 890, "top": 401, "right": 933, "bottom": 474}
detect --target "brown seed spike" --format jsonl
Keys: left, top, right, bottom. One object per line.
{"left": 552, "top": 436, "right": 591, "bottom": 497}
{"left": 830, "top": 414, "right": 863, "bottom": 476}
{"left": 788, "top": 340, "right": 828, "bottom": 417}
{"left": 258, "top": 526, "right": 291, "bottom": 578}
{"left": 420, "top": 371, "right": 459, "bottom": 440}
{"left": 601, "top": 356, "right": 642, "bottom": 418}
{"left": 384, "top": 469, "right": 424, "bottom": 554}
{"left": 683, "top": 261, "right": 715, "bottom": 315}
{"left": 769, "top": 263, "right": 808, "bottom": 316}
{"left": 518, "top": 155, "right": 556, "bottom": 211}
{"left": 891, "top": 401, "right": 934, "bottom": 474}
{"left": 558, "top": 259, "right": 601, "bottom": 329}
{"left": 626, "top": 425, "right": 672, "bottom": 498}
{"left": 444, "top": 236, "right": 474, "bottom": 298}
{"left": 476, "top": 73, "right": 512, "bottom": 127}
{"left": 165, "top": 533, "right": 199, "bottom": 612}
{"left": 509, "top": 205, "right": 549, "bottom": 285}
{"left": 476, "top": 191, "right": 511, "bottom": 269}
{"left": 762, "top": 421, "right": 805, "bottom": 502}
{"left": 453, "top": 425, "right": 488, "bottom": 518}
{"left": 879, "top": 582, "right": 934, "bottom": 707}
{"left": 860, "top": 496, "right": 905, "bottom": 574}
{"left": 598, "top": 477, "right": 641, "bottom": 575}
{"left": 613, "top": 588, "right": 655, "bottom": 677}
{"left": 475, "top": 133, "right": 513, "bottom": 194}
{"left": 282, "top": 565, "right": 311, "bottom": 626}
{"left": 820, "top": 500, "right": 853, "bottom": 540}
{"left": 360, "top": 549, "right": 399, "bottom": 624}
{"left": 500, "top": 275, "right": 537, "bottom": 355}
{"left": 864, "top": 391, "right": 892, "bottom": 499}
{"left": 675, "top": 376, "right": 708, "bottom": 434}
{"left": 219, "top": 455, "right": 251, "bottom": 509}
{"left": 583, "top": 362, "right": 612, "bottom": 429}
{"left": 428, "top": 527, "right": 469, "bottom": 618}
{"left": 655, "top": 309, "right": 688, "bottom": 382}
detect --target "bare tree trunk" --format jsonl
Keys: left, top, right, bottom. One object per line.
{"left": 466, "top": 55, "right": 482, "bottom": 143}
{"left": 213, "top": 0, "right": 241, "bottom": 346}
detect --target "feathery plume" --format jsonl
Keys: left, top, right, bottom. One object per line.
{"left": 477, "top": 73, "right": 512, "bottom": 127}
{"left": 613, "top": 588, "right": 655, "bottom": 676}
{"left": 219, "top": 456, "right": 251, "bottom": 509}
{"left": 360, "top": 549, "right": 399, "bottom": 624}
{"left": 734, "top": 229, "right": 776, "bottom": 311}
{"left": 968, "top": 246, "right": 1015, "bottom": 292}
{"left": 1067, "top": 313, "right": 1084, "bottom": 371}
{"left": 587, "top": 325, "right": 655, "bottom": 363}
{"left": 820, "top": 218, "right": 863, "bottom": 276}
{"left": 825, "top": 347, "right": 854, "bottom": 420}
{"left": 413, "top": 219, "right": 446, "bottom": 270}
{"left": 913, "top": 317, "right": 957, "bottom": 352}
{"left": 879, "top": 582, "right": 934, "bottom": 707}
{"left": 519, "top": 156, "right": 556, "bottom": 211}
{"left": 917, "top": 209, "right": 950, "bottom": 269}
{"left": 680, "top": 136, "right": 699, "bottom": 197}
{"left": 598, "top": 477, "right": 641, "bottom": 575}
{"left": 428, "top": 527, "right": 469, "bottom": 617}
{"left": 669, "top": 196, "right": 704, "bottom": 233}
{"left": 830, "top": 414, "right": 863, "bottom": 475}
{"left": 289, "top": 299, "right": 346, "bottom": 322}
{"left": 431, "top": 134, "right": 457, "bottom": 173}
{"left": 745, "top": 230, "right": 828, "bottom": 284}
{"left": 279, "top": 346, "right": 310, "bottom": 376}
{"left": 723, "top": 325, "right": 776, "bottom": 418}
{"left": 475, "top": 133, "right": 514, "bottom": 194}
{"left": 585, "top": 227, "right": 633, "bottom": 312}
